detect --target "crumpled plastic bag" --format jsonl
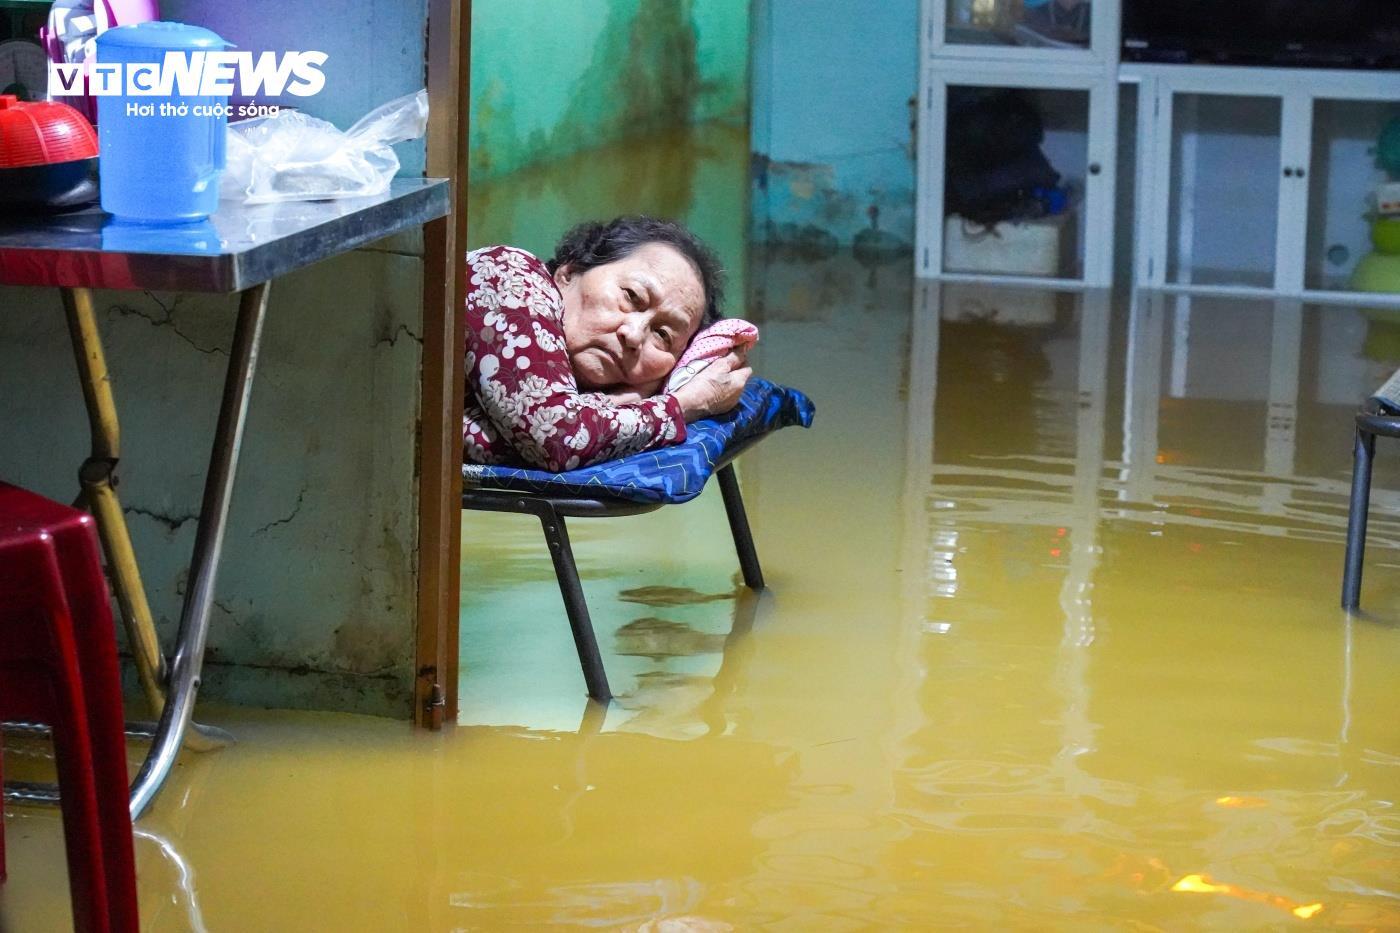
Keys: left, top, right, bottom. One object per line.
{"left": 220, "top": 89, "right": 428, "bottom": 204}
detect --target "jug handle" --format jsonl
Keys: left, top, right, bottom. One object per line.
{"left": 190, "top": 115, "right": 228, "bottom": 194}
{"left": 212, "top": 112, "right": 226, "bottom": 171}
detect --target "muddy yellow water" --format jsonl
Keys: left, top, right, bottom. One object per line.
{"left": 6, "top": 269, "right": 1400, "bottom": 930}
{"left": 6, "top": 137, "right": 1400, "bottom": 928}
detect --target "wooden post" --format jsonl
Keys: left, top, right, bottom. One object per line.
{"left": 416, "top": 0, "right": 469, "bottom": 728}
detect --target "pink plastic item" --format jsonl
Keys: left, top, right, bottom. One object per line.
{"left": 666, "top": 318, "right": 759, "bottom": 393}
{"left": 40, "top": 0, "right": 161, "bottom": 124}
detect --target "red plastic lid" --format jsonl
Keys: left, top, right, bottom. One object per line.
{"left": 0, "top": 96, "right": 98, "bottom": 168}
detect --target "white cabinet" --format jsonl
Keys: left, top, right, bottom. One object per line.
{"left": 917, "top": 1, "right": 1400, "bottom": 301}
{"left": 917, "top": 65, "right": 1119, "bottom": 286}
{"left": 917, "top": 0, "right": 1121, "bottom": 286}
{"left": 926, "top": 0, "right": 1119, "bottom": 69}
{"left": 1131, "top": 64, "right": 1400, "bottom": 302}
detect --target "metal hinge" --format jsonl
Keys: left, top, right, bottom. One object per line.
{"left": 419, "top": 665, "right": 446, "bottom": 725}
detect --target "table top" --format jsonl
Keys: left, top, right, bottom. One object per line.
{"left": 0, "top": 178, "right": 450, "bottom": 293}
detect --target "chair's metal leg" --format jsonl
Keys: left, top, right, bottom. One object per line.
{"left": 538, "top": 506, "right": 612, "bottom": 702}
{"left": 1343, "top": 428, "right": 1376, "bottom": 610}
{"left": 717, "top": 464, "right": 764, "bottom": 590}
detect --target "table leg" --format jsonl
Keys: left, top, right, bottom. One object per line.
{"left": 127, "top": 280, "right": 270, "bottom": 819}
{"left": 60, "top": 287, "right": 169, "bottom": 720}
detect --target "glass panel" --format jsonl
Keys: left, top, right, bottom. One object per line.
{"left": 1167, "top": 94, "right": 1281, "bottom": 288}
{"left": 942, "top": 86, "right": 1089, "bottom": 280}
{"left": 1306, "top": 99, "right": 1397, "bottom": 293}
{"left": 946, "top": 0, "right": 1092, "bottom": 50}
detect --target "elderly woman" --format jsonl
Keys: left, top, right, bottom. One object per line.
{"left": 464, "top": 216, "right": 752, "bottom": 472}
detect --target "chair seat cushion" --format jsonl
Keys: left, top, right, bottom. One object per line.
{"left": 463, "top": 377, "right": 815, "bottom": 504}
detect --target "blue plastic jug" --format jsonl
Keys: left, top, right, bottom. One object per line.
{"left": 95, "top": 22, "right": 231, "bottom": 223}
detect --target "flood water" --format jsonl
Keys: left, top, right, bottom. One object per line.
{"left": 4, "top": 130, "right": 1400, "bottom": 929}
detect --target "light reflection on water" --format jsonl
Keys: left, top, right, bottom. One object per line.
{"left": 7, "top": 228, "right": 1400, "bottom": 929}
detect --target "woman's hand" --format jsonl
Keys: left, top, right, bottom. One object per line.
{"left": 604, "top": 378, "right": 663, "bottom": 405}
{"left": 671, "top": 352, "right": 753, "bottom": 422}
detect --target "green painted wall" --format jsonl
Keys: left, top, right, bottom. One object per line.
{"left": 470, "top": 0, "right": 749, "bottom": 181}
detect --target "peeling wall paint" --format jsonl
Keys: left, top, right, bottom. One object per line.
{"left": 750, "top": 0, "right": 918, "bottom": 252}
{"left": 0, "top": 0, "right": 428, "bottom": 718}
{"left": 466, "top": 0, "right": 752, "bottom": 311}
{"left": 469, "top": 0, "right": 749, "bottom": 182}
{"left": 467, "top": 123, "right": 750, "bottom": 311}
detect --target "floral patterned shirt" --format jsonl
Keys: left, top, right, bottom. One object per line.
{"left": 463, "top": 245, "right": 687, "bottom": 472}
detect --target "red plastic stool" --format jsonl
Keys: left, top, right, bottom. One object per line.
{"left": 0, "top": 482, "right": 138, "bottom": 933}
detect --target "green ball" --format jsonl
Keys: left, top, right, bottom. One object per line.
{"left": 1352, "top": 252, "right": 1400, "bottom": 292}
{"left": 1374, "top": 217, "right": 1400, "bottom": 254}
{"left": 1380, "top": 118, "right": 1400, "bottom": 176}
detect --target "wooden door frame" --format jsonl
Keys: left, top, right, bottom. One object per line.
{"left": 416, "top": 0, "right": 469, "bottom": 728}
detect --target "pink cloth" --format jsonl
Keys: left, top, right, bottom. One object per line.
{"left": 665, "top": 319, "right": 759, "bottom": 393}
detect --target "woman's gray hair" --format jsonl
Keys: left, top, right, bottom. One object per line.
{"left": 547, "top": 216, "right": 725, "bottom": 325}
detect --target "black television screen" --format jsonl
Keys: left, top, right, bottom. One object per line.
{"left": 1122, "top": 0, "right": 1400, "bottom": 69}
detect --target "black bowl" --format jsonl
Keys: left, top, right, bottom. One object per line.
{"left": 0, "top": 157, "right": 99, "bottom": 213}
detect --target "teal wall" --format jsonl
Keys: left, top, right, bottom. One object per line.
{"left": 750, "top": 0, "right": 918, "bottom": 253}
{"left": 467, "top": 0, "right": 752, "bottom": 311}
{"left": 467, "top": 124, "right": 750, "bottom": 315}
{"left": 470, "top": 0, "right": 749, "bottom": 181}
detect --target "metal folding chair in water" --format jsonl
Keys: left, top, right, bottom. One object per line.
{"left": 1342, "top": 368, "right": 1400, "bottom": 609}
{"left": 461, "top": 377, "right": 814, "bottom": 702}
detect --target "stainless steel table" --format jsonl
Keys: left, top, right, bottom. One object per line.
{"left": 0, "top": 178, "right": 450, "bottom": 818}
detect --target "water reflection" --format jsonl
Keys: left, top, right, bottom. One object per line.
{"left": 922, "top": 287, "right": 1400, "bottom": 544}
{"left": 895, "top": 281, "right": 1400, "bottom": 925}
{"left": 8, "top": 267, "right": 1400, "bottom": 929}
{"left": 133, "top": 828, "right": 209, "bottom": 933}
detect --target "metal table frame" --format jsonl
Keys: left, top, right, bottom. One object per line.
{"left": 1, "top": 179, "right": 448, "bottom": 818}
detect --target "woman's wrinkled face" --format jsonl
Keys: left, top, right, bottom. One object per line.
{"left": 555, "top": 242, "right": 706, "bottom": 392}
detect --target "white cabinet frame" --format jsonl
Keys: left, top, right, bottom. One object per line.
{"left": 1129, "top": 63, "right": 1400, "bottom": 304}
{"left": 923, "top": 0, "right": 1120, "bottom": 73}
{"left": 917, "top": 63, "right": 1120, "bottom": 287}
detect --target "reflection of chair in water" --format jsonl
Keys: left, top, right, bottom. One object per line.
{"left": 462, "top": 378, "right": 813, "bottom": 702}
{"left": 700, "top": 586, "right": 766, "bottom": 737}
{"left": 464, "top": 463, "right": 763, "bottom": 704}
{"left": 1342, "top": 371, "right": 1400, "bottom": 608}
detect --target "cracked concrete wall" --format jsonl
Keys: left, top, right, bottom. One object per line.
{"left": 750, "top": 0, "right": 918, "bottom": 253}
{"left": 0, "top": 250, "right": 423, "bottom": 717}
{"left": 0, "top": 1, "right": 428, "bottom": 718}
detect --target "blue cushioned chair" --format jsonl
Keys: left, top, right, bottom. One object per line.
{"left": 462, "top": 377, "right": 814, "bottom": 701}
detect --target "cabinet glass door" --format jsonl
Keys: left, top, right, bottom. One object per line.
{"left": 944, "top": 0, "right": 1093, "bottom": 52}
{"left": 1305, "top": 99, "right": 1398, "bottom": 295}
{"left": 940, "top": 84, "right": 1092, "bottom": 280}
{"left": 1166, "top": 94, "right": 1282, "bottom": 288}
